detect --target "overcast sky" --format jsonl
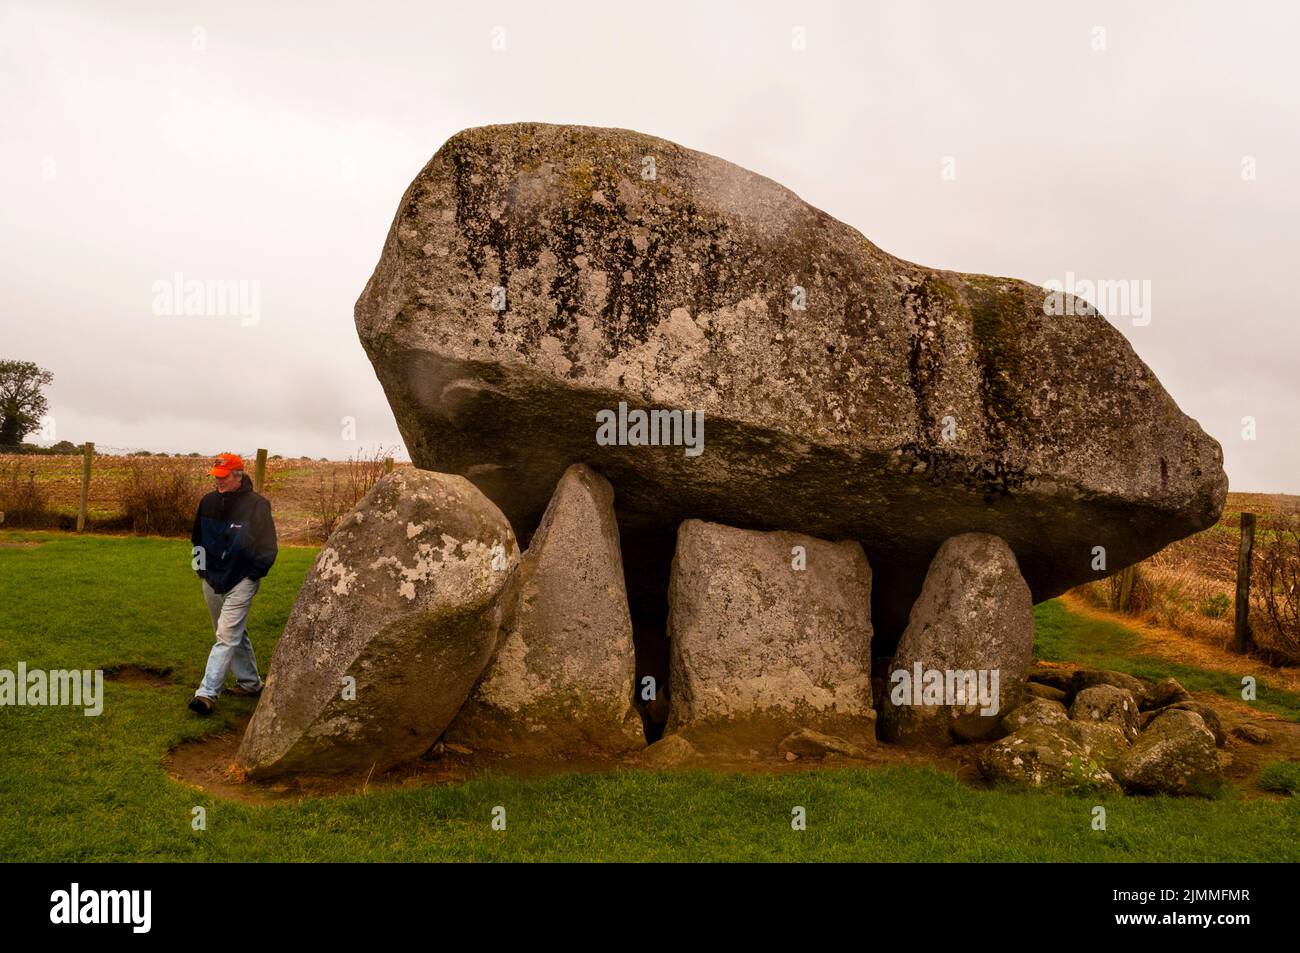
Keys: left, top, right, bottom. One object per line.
{"left": 2, "top": 0, "right": 1297, "bottom": 492}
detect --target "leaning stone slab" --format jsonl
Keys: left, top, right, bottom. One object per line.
{"left": 1027, "top": 667, "right": 1075, "bottom": 694}
{"left": 237, "top": 470, "right": 518, "bottom": 778}
{"left": 665, "top": 520, "right": 875, "bottom": 749}
{"left": 1025, "top": 681, "right": 1068, "bottom": 704}
{"left": 444, "top": 464, "right": 642, "bottom": 756}
{"left": 1143, "top": 676, "right": 1191, "bottom": 710}
{"left": 880, "top": 533, "right": 1034, "bottom": 745}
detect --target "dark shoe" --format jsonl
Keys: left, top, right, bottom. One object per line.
{"left": 223, "top": 683, "right": 263, "bottom": 698}
{"left": 188, "top": 694, "right": 216, "bottom": 715}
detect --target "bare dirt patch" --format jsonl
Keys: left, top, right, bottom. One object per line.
{"left": 165, "top": 712, "right": 1298, "bottom": 804}
{"left": 1187, "top": 692, "right": 1300, "bottom": 798}
{"left": 166, "top": 714, "right": 983, "bottom": 804}
{"left": 104, "top": 664, "right": 174, "bottom": 687}
{"left": 172, "top": 718, "right": 1285, "bottom": 802}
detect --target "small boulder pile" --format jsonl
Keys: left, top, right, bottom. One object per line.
{"left": 979, "top": 669, "right": 1225, "bottom": 796}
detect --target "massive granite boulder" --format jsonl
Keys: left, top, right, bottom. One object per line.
{"left": 355, "top": 122, "right": 1227, "bottom": 641}
{"left": 237, "top": 469, "right": 518, "bottom": 778}
{"left": 443, "top": 463, "right": 643, "bottom": 756}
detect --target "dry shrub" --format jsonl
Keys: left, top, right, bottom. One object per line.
{"left": 1063, "top": 497, "right": 1300, "bottom": 666}
{"left": 1104, "top": 565, "right": 1155, "bottom": 614}
{"left": 1257, "top": 515, "right": 1300, "bottom": 663}
{"left": 1137, "top": 564, "right": 1238, "bottom": 648}
{"left": 0, "top": 460, "right": 52, "bottom": 528}
{"left": 1070, "top": 578, "right": 1108, "bottom": 610}
{"left": 308, "top": 449, "right": 392, "bottom": 543}
{"left": 120, "top": 458, "right": 205, "bottom": 536}
{"left": 1071, "top": 550, "right": 1238, "bottom": 649}
{"left": 1072, "top": 565, "right": 1155, "bottom": 615}
{"left": 1127, "top": 526, "right": 1242, "bottom": 649}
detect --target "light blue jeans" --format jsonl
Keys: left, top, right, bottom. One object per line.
{"left": 197, "top": 578, "right": 262, "bottom": 699}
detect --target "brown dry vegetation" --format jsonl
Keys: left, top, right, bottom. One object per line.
{"left": 1072, "top": 492, "right": 1300, "bottom": 666}
{"left": 0, "top": 451, "right": 402, "bottom": 543}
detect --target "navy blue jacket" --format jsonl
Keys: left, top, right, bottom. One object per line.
{"left": 191, "top": 474, "right": 278, "bottom": 595}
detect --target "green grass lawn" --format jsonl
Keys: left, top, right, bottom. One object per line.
{"left": 1, "top": 530, "right": 1297, "bottom": 862}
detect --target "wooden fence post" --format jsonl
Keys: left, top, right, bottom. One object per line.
{"left": 253, "top": 448, "right": 268, "bottom": 493}
{"left": 76, "top": 442, "right": 93, "bottom": 532}
{"left": 384, "top": 457, "right": 394, "bottom": 475}
{"left": 1234, "top": 512, "right": 1256, "bottom": 654}
{"left": 1116, "top": 565, "right": 1136, "bottom": 613}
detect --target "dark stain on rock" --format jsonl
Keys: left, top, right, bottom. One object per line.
{"left": 967, "top": 280, "right": 1028, "bottom": 440}
{"left": 902, "top": 274, "right": 953, "bottom": 442}
{"left": 451, "top": 137, "right": 739, "bottom": 356}
{"left": 895, "top": 274, "right": 1030, "bottom": 500}
{"left": 545, "top": 207, "right": 590, "bottom": 342}
{"left": 449, "top": 145, "right": 514, "bottom": 336}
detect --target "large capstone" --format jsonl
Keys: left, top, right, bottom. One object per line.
{"left": 444, "top": 463, "right": 643, "bottom": 756}
{"left": 355, "top": 122, "right": 1226, "bottom": 643}
{"left": 237, "top": 469, "right": 518, "bottom": 778}
{"left": 664, "top": 520, "right": 875, "bottom": 749}
{"left": 879, "top": 533, "right": 1034, "bottom": 745}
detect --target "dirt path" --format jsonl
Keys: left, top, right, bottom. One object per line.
{"left": 1060, "top": 592, "right": 1300, "bottom": 694}
{"left": 104, "top": 664, "right": 174, "bottom": 688}
{"left": 164, "top": 715, "right": 983, "bottom": 804}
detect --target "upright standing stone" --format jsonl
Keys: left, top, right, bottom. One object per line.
{"left": 665, "top": 520, "right": 875, "bottom": 749}
{"left": 445, "top": 464, "right": 642, "bottom": 756}
{"left": 237, "top": 470, "right": 518, "bottom": 778}
{"left": 880, "top": 533, "right": 1034, "bottom": 745}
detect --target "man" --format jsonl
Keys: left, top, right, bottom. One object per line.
{"left": 188, "top": 452, "right": 278, "bottom": 715}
